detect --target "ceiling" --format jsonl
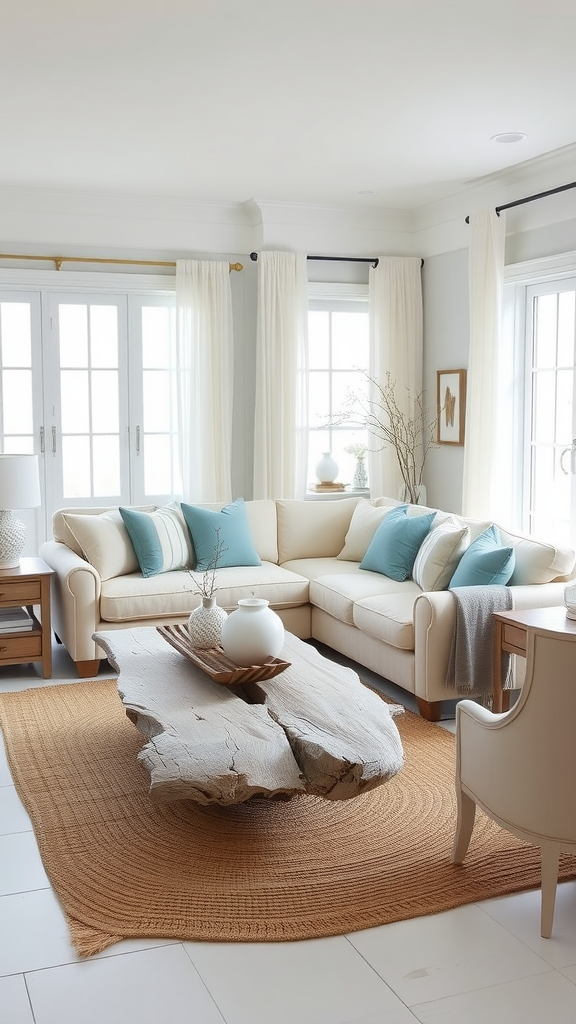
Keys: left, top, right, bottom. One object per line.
{"left": 2, "top": 0, "right": 575, "bottom": 211}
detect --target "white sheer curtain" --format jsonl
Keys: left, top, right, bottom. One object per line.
{"left": 368, "top": 257, "right": 423, "bottom": 498}
{"left": 462, "top": 209, "right": 507, "bottom": 518}
{"left": 175, "top": 259, "right": 234, "bottom": 503}
{"left": 253, "top": 251, "right": 309, "bottom": 499}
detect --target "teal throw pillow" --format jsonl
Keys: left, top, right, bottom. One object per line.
{"left": 119, "top": 502, "right": 193, "bottom": 578}
{"left": 359, "top": 504, "right": 436, "bottom": 581}
{"left": 449, "top": 524, "right": 515, "bottom": 587}
{"left": 181, "top": 498, "right": 262, "bottom": 571}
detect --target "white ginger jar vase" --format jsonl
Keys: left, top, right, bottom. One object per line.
{"left": 315, "top": 451, "right": 339, "bottom": 483}
{"left": 187, "top": 596, "right": 228, "bottom": 649}
{"left": 221, "top": 598, "right": 285, "bottom": 666}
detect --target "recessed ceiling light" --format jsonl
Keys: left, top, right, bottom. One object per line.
{"left": 491, "top": 132, "right": 528, "bottom": 144}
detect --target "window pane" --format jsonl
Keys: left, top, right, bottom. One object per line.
{"left": 62, "top": 436, "right": 91, "bottom": 497}
{"left": 90, "top": 306, "right": 118, "bottom": 367}
{"left": 91, "top": 371, "right": 119, "bottom": 433}
{"left": 308, "top": 372, "right": 329, "bottom": 425}
{"left": 3, "top": 436, "right": 33, "bottom": 454}
{"left": 61, "top": 370, "right": 90, "bottom": 432}
{"left": 59, "top": 305, "right": 88, "bottom": 366}
{"left": 93, "top": 436, "right": 120, "bottom": 495}
{"left": 144, "top": 434, "right": 172, "bottom": 494}
{"left": 332, "top": 312, "right": 369, "bottom": 369}
{"left": 308, "top": 312, "right": 329, "bottom": 369}
{"left": 556, "top": 368, "right": 573, "bottom": 443}
{"left": 142, "top": 307, "right": 171, "bottom": 368}
{"left": 532, "top": 371, "right": 555, "bottom": 444}
{"left": 2, "top": 370, "right": 33, "bottom": 433}
{"left": 1, "top": 303, "right": 31, "bottom": 365}
{"left": 143, "top": 370, "right": 171, "bottom": 431}
{"left": 558, "top": 291, "right": 576, "bottom": 367}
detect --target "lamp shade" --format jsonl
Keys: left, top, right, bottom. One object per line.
{"left": 0, "top": 455, "right": 41, "bottom": 509}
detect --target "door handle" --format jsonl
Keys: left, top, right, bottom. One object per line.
{"left": 560, "top": 439, "right": 576, "bottom": 475}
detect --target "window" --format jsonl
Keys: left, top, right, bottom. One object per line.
{"left": 307, "top": 285, "right": 369, "bottom": 490}
{"left": 505, "top": 253, "right": 576, "bottom": 546}
{"left": 0, "top": 271, "right": 178, "bottom": 547}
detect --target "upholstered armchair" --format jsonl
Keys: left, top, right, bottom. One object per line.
{"left": 452, "top": 621, "right": 576, "bottom": 937}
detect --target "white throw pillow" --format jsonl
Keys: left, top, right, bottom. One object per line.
{"left": 337, "top": 499, "right": 392, "bottom": 561}
{"left": 62, "top": 510, "right": 140, "bottom": 581}
{"left": 499, "top": 527, "right": 576, "bottom": 585}
{"left": 412, "top": 522, "right": 470, "bottom": 592}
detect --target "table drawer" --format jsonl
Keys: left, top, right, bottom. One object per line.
{"left": 0, "top": 632, "right": 42, "bottom": 662}
{"left": 0, "top": 580, "right": 42, "bottom": 605}
{"left": 501, "top": 622, "right": 527, "bottom": 655}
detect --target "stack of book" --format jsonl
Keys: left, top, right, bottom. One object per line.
{"left": 308, "top": 482, "right": 346, "bottom": 493}
{"left": 0, "top": 607, "right": 34, "bottom": 633}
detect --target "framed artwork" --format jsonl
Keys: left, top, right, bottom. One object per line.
{"left": 437, "top": 369, "right": 466, "bottom": 445}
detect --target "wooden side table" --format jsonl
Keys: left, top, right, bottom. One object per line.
{"left": 492, "top": 606, "right": 576, "bottom": 712}
{"left": 0, "top": 556, "right": 53, "bottom": 678}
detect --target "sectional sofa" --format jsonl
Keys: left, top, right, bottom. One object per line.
{"left": 39, "top": 496, "right": 575, "bottom": 721}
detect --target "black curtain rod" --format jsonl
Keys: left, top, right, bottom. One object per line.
{"left": 465, "top": 180, "right": 576, "bottom": 224}
{"left": 249, "top": 252, "right": 425, "bottom": 268}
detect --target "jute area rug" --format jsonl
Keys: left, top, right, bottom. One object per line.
{"left": 1, "top": 679, "right": 575, "bottom": 958}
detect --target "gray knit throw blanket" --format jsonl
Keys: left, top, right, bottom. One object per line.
{"left": 446, "top": 585, "right": 513, "bottom": 705}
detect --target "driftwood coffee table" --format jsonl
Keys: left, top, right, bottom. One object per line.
{"left": 94, "top": 626, "right": 404, "bottom": 806}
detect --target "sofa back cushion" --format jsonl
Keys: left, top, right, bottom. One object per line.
{"left": 276, "top": 498, "right": 359, "bottom": 563}
{"left": 60, "top": 509, "right": 148, "bottom": 580}
{"left": 498, "top": 527, "right": 575, "bottom": 585}
{"left": 337, "top": 498, "right": 393, "bottom": 561}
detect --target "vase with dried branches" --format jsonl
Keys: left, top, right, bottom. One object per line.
{"left": 187, "top": 529, "right": 229, "bottom": 649}
{"left": 342, "top": 371, "right": 439, "bottom": 505}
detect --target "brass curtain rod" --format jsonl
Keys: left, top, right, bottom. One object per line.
{"left": 0, "top": 253, "right": 244, "bottom": 272}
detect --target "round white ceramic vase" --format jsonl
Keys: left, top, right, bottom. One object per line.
{"left": 221, "top": 598, "right": 285, "bottom": 666}
{"left": 187, "top": 596, "right": 228, "bottom": 649}
{"left": 564, "top": 582, "right": 576, "bottom": 619}
{"left": 315, "top": 451, "right": 339, "bottom": 484}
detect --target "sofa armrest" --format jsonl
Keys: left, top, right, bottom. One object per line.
{"left": 413, "top": 581, "right": 570, "bottom": 705}
{"left": 40, "top": 540, "right": 103, "bottom": 663}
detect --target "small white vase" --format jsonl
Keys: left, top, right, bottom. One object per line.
{"left": 187, "top": 596, "right": 228, "bottom": 649}
{"left": 221, "top": 598, "right": 285, "bottom": 666}
{"left": 315, "top": 451, "right": 339, "bottom": 483}
{"left": 353, "top": 457, "right": 367, "bottom": 490}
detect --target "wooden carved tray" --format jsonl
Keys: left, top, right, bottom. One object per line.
{"left": 157, "top": 624, "right": 291, "bottom": 686}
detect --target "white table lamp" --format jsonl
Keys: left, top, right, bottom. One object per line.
{"left": 0, "top": 455, "right": 41, "bottom": 569}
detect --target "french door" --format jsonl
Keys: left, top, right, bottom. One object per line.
{"left": 0, "top": 275, "right": 179, "bottom": 549}
{"left": 525, "top": 279, "right": 576, "bottom": 547}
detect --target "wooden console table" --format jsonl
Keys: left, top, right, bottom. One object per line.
{"left": 492, "top": 606, "right": 576, "bottom": 712}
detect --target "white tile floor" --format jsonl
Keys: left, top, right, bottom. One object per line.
{"left": 1, "top": 641, "right": 576, "bottom": 1024}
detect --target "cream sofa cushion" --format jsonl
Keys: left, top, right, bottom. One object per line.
{"left": 100, "top": 564, "right": 309, "bottom": 622}
{"left": 310, "top": 571, "right": 411, "bottom": 626}
{"left": 62, "top": 510, "right": 140, "bottom": 581}
{"left": 353, "top": 587, "right": 421, "bottom": 650}
{"left": 412, "top": 522, "right": 470, "bottom": 592}
{"left": 276, "top": 497, "right": 359, "bottom": 563}
{"left": 499, "top": 527, "right": 575, "bottom": 585}
{"left": 337, "top": 498, "right": 392, "bottom": 561}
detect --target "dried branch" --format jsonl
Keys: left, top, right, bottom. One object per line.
{"left": 187, "top": 528, "right": 227, "bottom": 599}
{"left": 339, "top": 371, "right": 439, "bottom": 504}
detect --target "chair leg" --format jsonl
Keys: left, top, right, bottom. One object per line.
{"left": 540, "top": 844, "right": 560, "bottom": 938}
{"left": 451, "top": 789, "right": 476, "bottom": 864}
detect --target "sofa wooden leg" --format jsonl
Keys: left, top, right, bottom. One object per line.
{"left": 76, "top": 659, "right": 100, "bottom": 679}
{"left": 416, "top": 697, "right": 443, "bottom": 722}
